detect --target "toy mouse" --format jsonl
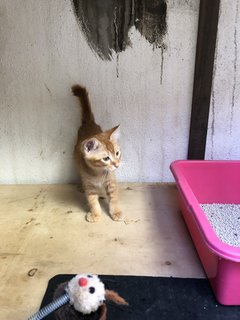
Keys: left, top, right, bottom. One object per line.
{"left": 54, "top": 274, "right": 128, "bottom": 320}
{"left": 28, "top": 274, "right": 128, "bottom": 320}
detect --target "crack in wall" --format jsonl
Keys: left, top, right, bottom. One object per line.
{"left": 210, "top": 6, "right": 221, "bottom": 160}
{"left": 210, "top": 80, "right": 216, "bottom": 160}
{"left": 160, "top": 46, "right": 165, "bottom": 85}
{"left": 116, "top": 53, "right": 119, "bottom": 78}
{"left": 230, "top": 0, "right": 239, "bottom": 135}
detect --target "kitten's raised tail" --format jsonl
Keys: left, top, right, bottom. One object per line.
{"left": 72, "top": 84, "right": 95, "bottom": 124}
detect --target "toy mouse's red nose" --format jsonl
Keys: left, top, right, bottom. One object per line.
{"left": 78, "top": 277, "right": 88, "bottom": 287}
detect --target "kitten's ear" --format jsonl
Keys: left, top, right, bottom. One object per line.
{"left": 107, "top": 125, "right": 120, "bottom": 141}
{"left": 82, "top": 138, "right": 100, "bottom": 153}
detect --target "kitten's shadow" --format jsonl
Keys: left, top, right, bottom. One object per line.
{"left": 74, "top": 184, "right": 110, "bottom": 216}
{"left": 72, "top": 184, "right": 89, "bottom": 212}
{"left": 99, "top": 196, "right": 109, "bottom": 216}
{"left": 51, "top": 183, "right": 88, "bottom": 213}
{"left": 74, "top": 183, "right": 110, "bottom": 217}
{"left": 51, "top": 183, "right": 110, "bottom": 217}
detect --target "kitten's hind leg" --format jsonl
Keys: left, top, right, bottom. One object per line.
{"left": 86, "top": 193, "right": 102, "bottom": 222}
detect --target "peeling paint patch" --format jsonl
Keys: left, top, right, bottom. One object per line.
{"left": 72, "top": 0, "right": 167, "bottom": 61}
{"left": 27, "top": 268, "right": 38, "bottom": 277}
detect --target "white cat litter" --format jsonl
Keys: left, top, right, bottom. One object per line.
{"left": 200, "top": 203, "right": 240, "bottom": 247}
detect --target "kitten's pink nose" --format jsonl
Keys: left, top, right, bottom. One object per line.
{"left": 78, "top": 277, "right": 88, "bottom": 287}
{"left": 114, "top": 162, "right": 120, "bottom": 168}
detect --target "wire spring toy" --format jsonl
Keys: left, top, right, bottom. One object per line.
{"left": 28, "top": 292, "right": 70, "bottom": 320}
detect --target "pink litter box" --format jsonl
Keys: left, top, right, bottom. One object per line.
{"left": 170, "top": 160, "right": 240, "bottom": 305}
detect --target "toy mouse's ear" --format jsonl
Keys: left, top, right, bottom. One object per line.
{"left": 105, "top": 289, "right": 128, "bottom": 305}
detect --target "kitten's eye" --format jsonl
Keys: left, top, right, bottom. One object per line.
{"left": 103, "top": 156, "right": 110, "bottom": 161}
{"left": 116, "top": 151, "right": 120, "bottom": 156}
{"left": 89, "top": 287, "right": 95, "bottom": 294}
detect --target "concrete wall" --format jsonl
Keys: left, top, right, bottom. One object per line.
{"left": 205, "top": 0, "right": 240, "bottom": 160}
{"left": 0, "top": 0, "right": 199, "bottom": 183}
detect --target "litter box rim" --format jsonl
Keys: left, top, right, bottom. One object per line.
{"left": 170, "top": 160, "right": 240, "bottom": 262}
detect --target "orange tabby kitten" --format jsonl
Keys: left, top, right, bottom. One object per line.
{"left": 72, "top": 84, "right": 123, "bottom": 222}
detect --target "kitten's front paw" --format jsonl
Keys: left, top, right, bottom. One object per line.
{"left": 111, "top": 210, "right": 124, "bottom": 221}
{"left": 86, "top": 212, "right": 101, "bottom": 222}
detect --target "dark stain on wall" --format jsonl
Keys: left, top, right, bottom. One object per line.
{"left": 72, "top": 0, "right": 167, "bottom": 60}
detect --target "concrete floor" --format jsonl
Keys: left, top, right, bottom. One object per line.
{"left": 0, "top": 183, "right": 204, "bottom": 319}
